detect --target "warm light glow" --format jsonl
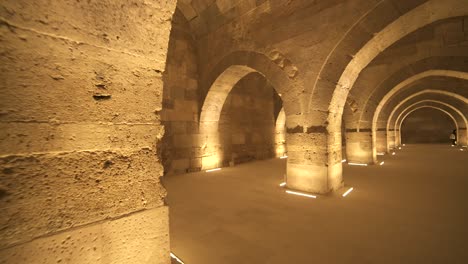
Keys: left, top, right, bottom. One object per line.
{"left": 461, "top": 148, "right": 465, "bottom": 151}
{"left": 348, "top": 162, "right": 368, "bottom": 166}
{"left": 341, "top": 159, "right": 347, "bottom": 163}
{"left": 451, "top": 145, "right": 455, "bottom": 147}
{"left": 377, "top": 152, "right": 385, "bottom": 156}
{"left": 379, "top": 161, "right": 384, "bottom": 165}
{"left": 206, "top": 168, "right": 221, "bottom": 172}
{"left": 286, "top": 190, "right": 317, "bottom": 199}
{"left": 170, "top": 252, "right": 185, "bottom": 264}
{"left": 280, "top": 155, "right": 288, "bottom": 159}
{"left": 342, "top": 187, "right": 354, "bottom": 197}
{"left": 402, "top": 144, "right": 406, "bottom": 146}
{"left": 398, "top": 147, "right": 401, "bottom": 150}
{"left": 392, "top": 152, "right": 396, "bottom": 155}
{"left": 279, "top": 182, "right": 286, "bottom": 187}
{"left": 202, "top": 153, "right": 221, "bottom": 171}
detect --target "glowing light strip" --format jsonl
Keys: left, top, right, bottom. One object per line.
{"left": 342, "top": 187, "right": 354, "bottom": 197}
{"left": 206, "top": 168, "right": 221, "bottom": 172}
{"left": 377, "top": 153, "right": 385, "bottom": 156}
{"left": 286, "top": 190, "right": 317, "bottom": 199}
{"left": 379, "top": 161, "right": 384, "bottom": 165}
{"left": 279, "top": 182, "right": 286, "bottom": 187}
{"left": 402, "top": 144, "right": 406, "bottom": 146}
{"left": 341, "top": 159, "right": 347, "bottom": 163}
{"left": 170, "top": 252, "right": 185, "bottom": 264}
{"left": 348, "top": 162, "right": 368, "bottom": 166}
{"left": 280, "top": 155, "right": 288, "bottom": 159}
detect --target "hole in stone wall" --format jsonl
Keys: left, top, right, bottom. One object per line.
{"left": 92, "top": 93, "right": 112, "bottom": 100}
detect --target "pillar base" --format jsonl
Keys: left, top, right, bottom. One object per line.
{"left": 286, "top": 163, "right": 343, "bottom": 194}
{"left": 346, "top": 131, "right": 375, "bottom": 164}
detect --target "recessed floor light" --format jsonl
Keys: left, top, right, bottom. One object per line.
{"left": 286, "top": 190, "right": 317, "bottom": 199}
{"left": 170, "top": 252, "right": 185, "bottom": 264}
{"left": 206, "top": 168, "right": 221, "bottom": 172}
{"left": 280, "top": 156, "right": 288, "bottom": 159}
{"left": 342, "top": 187, "right": 354, "bottom": 197}
{"left": 279, "top": 182, "right": 286, "bottom": 187}
{"left": 341, "top": 159, "right": 347, "bottom": 163}
{"left": 348, "top": 162, "right": 368, "bottom": 166}
{"left": 392, "top": 152, "right": 396, "bottom": 155}
{"left": 379, "top": 161, "right": 384, "bottom": 165}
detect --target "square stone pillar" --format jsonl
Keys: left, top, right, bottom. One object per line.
{"left": 345, "top": 130, "right": 375, "bottom": 164}
{"left": 458, "top": 128, "right": 467, "bottom": 146}
{"left": 285, "top": 130, "right": 343, "bottom": 194}
{"left": 375, "top": 129, "right": 387, "bottom": 153}
{"left": 387, "top": 129, "right": 396, "bottom": 151}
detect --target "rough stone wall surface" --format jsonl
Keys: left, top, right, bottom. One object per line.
{"left": 219, "top": 73, "right": 276, "bottom": 165}
{"left": 161, "top": 9, "right": 200, "bottom": 175}
{"left": 0, "top": 0, "right": 175, "bottom": 263}
{"left": 401, "top": 108, "right": 455, "bottom": 143}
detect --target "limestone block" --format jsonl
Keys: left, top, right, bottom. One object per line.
{"left": 0, "top": 207, "right": 170, "bottom": 264}
{"left": 0, "top": 149, "right": 165, "bottom": 248}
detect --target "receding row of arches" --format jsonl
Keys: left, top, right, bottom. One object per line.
{"left": 163, "top": 0, "right": 468, "bottom": 196}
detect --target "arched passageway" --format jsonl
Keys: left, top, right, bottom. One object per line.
{"left": 400, "top": 107, "right": 457, "bottom": 144}
{"left": 393, "top": 101, "right": 468, "bottom": 147}
{"left": 2, "top": 1, "right": 468, "bottom": 263}
{"left": 199, "top": 65, "right": 286, "bottom": 169}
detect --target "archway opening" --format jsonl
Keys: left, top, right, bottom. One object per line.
{"left": 401, "top": 108, "right": 456, "bottom": 144}
{"left": 211, "top": 72, "right": 284, "bottom": 167}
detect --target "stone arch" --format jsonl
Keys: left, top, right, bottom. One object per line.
{"left": 396, "top": 104, "right": 465, "bottom": 146}
{"left": 161, "top": 5, "right": 200, "bottom": 174}
{"left": 326, "top": 0, "right": 468, "bottom": 130}
{"left": 372, "top": 70, "right": 468, "bottom": 132}
{"left": 199, "top": 50, "right": 300, "bottom": 169}
{"left": 343, "top": 14, "right": 468, "bottom": 131}
{"left": 390, "top": 99, "right": 468, "bottom": 148}
{"left": 368, "top": 70, "right": 468, "bottom": 158}
{"left": 359, "top": 63, "right": 468, "bottom": 129}
{"left": 382, "top": 90, "right": 468, "bottom": 153}
{"left": 295, "top": 0, "right": 468, "bottom": 189}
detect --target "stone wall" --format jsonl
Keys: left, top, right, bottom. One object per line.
{"left": 0, "top": 0, "right": 175, "bottom": 263}
{"left": 219, "top": 73, "right": 277, "bottom": 166}
{"left": 161, "top": 9, "right": 200, "bottom": 175}
{"left": 401, "top": 108, "right": 455, "bottom": 144}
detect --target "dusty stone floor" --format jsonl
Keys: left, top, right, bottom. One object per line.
{"left": 164, "top": 144, "right": 468, "bottom": 264}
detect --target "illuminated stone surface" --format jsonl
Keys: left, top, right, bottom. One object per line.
{"left": 1, "top": 0, "right": 467, "bottom": 263}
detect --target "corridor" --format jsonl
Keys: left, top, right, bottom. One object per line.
{"left": 166, "top": 145, "right": 468, "bottom": 264}
{"left": 2, "top": 1, "right": 468, "bottom": 263}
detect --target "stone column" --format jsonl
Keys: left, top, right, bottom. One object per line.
{"left": 286, "top": 127, "right": 343, "bottom": 194}
{"left": 375, "top": 129, "right": 387, "bottom": 153}
{"left": 0, "top": 1, "right": 175, "bottom": 263}
{"left": 387, "top": 129, "right": 397, "bottom": 151}
{"left": 345, "top": 129, "right": 375, "bottom": 164}
{"left": 458, "top": 128, "right": 467, "bottom": 146}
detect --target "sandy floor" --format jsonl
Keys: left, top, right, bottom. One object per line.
{"left": 164, "top": 144, "right": 468, "bottom": 264}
